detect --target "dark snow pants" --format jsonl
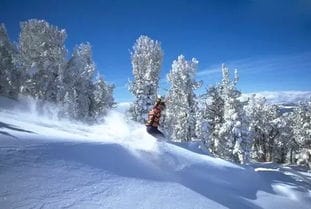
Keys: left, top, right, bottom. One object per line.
{"left": 146, "top": 125, "right": 165, "bottom": 139}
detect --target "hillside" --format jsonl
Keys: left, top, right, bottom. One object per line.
{"left": 0, "top": 97, "right": 310, "bottom": 209}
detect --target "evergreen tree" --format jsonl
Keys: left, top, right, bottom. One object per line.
{"left": 290, "top": 98, "right": 311, "bottom": 169}
{"left": 196, "top": 85, "right": 224, "bottom": 153}
{"left": 63, "top": 43, "right": 96, "bottom": 121}
{"left": 245, "top": 95, "right": 281, "bottom": 162}
{"left": 197, "top": 65, "right": 250, "bottom": 163}
{"left": 128, "top": 35, "right": 163, "bottom": 123}
{"left": 275, "top": 111, "right": 296, "bottom": 163}
{"left": 18, "top": 19, "right": 67, "bottom": 103}
{"left": 216, "top": 65, "right": 249, "bottom": 163}
{"left": 292, "top": 99, "right": 311, "bottom": 148}
{"left": 164, "top": 55, "right": 200, "bottom": 141}
{"left": 0, "top": 23, "right": 19, "bottom": 98}
{"left": 90, "top": 75, "right": 115, "bottom": 119}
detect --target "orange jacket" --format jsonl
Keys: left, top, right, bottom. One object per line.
{"left": 146, "top": 106, "right": 162, "bottom": 127}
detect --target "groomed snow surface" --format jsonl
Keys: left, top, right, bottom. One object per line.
{"left": 0, "top": 97, "right": 310, "bottom": 209}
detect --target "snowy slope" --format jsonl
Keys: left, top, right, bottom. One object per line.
{"left": 0, "top": 98, "right": 311, "bottom": 209}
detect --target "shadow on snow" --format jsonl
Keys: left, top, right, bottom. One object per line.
{"left": 11, "top": 140, "right": 284, "bottom": 209}
{"left": 0, "top": 121, "right": 35, "bottom": 139}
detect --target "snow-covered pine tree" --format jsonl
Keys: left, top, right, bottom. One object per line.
{"left": 291, "top": 98, "right": 311, "bottom": 168}
{"left": 292, "top": 99, "right": 311, "bottom": 149}
{"left": 62, "top": 43, "right": 96, "bottom": 121}
{"left": 275, "top": 111, "right": 296, "bottom": 163}
{"left": 244, "top": 95, "right": 264, "bottom": 161}
{"left": 18, "top": 19, "right": 67, "bottom": 103}
{"left": 128, "top": 35, "right": 163, "bottom": 123}
{"left": 196, "top": 85, "right": 224, "bottom": 152}
{"left": 0, "top": 23, "right": 20, "bottom": 98}
{"left": 216, "top": 65, "right": 249, "bottom": 163}
{"left": 245, "top": 95, "right": 281, "bottom": 162}
{"left": 164, "top": 55, "right": 200, "bottom": 142}
{"left": 61, "top": 52, "right": 77, "bottom": 119}
{"left": 90, "top": 75, "right": 115, "bottom": 120}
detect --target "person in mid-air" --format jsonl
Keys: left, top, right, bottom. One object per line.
{"left": 146, "top": 98, "right": 165, "bottom": 139}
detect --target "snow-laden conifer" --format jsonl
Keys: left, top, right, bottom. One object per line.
{"left": 0, "top": 23, "right": 19, "bottom": 98}
{"left": 128, "top": 35, "right": 163, "bottom": 123}
{"left": 164, "top": 55, "right": 200, "bottom": 141}
{"left": 275, "top": 111, "right": 296, "bottom": 163}
{"left": 18, "top": 19, "right": 67, "bottom": 102}
{"left": 62, "top": 43, "right": 96, "bottom": 121}
{"left": 196, "top": 85, "right": 224, "bottom": 152}
{"left": 245, "top": 95, "right": 281, "bottom": 162}
{"left": 90, "top": 75, "right": 115, "bottom": 119}
{"left": 291, "top": 98, "right": 311, "bottom": 168}
{"left": 214, "top": 65, "right": 249, "bottom": 163}
{"left": 292, "top": 99, "right": 311, "bottom": 148}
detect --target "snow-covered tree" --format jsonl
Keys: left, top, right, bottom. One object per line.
{"left": 164, "top": 55, "right": 200, "bottom": 142}
{"left": 18, "top": 19, "right": 67, "bottom": 102}
{"left": 196, "top": 85, "right": 224, "bottom": 151}
{"left": 90, "top": 75, "right": 115, "bottom": 120}
{"left": 275, "top": 112, "right": 296, "bottom": 163}
{"left": 196, "top": 65, "right": 249, "bottom": 162}
{"left": 291, "top": 99, "right": 311, "bottom": 168}
{"left": 292, "top": 99, "right": 311, "bottom": 149}
{"left": 215, "top": 65, "right": 249, "bottom": 163}
{"left": 245, "top": 95, "right": 281, "bottom": 162}
{"left": 128, "top": 35, "right": 163, "bottom": 123}
{"left": 0, "top": 23, "right": 19, "bottom": 98}
{"left": 62, "top": 43, "right": 95, "bottom": 121}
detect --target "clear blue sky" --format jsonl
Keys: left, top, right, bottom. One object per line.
{"left": 1, "top": 0, "right": 311, "bottom": 102}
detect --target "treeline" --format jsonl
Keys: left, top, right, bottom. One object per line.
{"left": 128, "top": 35, "right": 311, "bottom": 168}
{"left": 0, "top": 19, "right": 114, "bottom": 122}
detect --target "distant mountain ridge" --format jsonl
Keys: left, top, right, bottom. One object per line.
{"left": 241, "top": 91, "right": 311, "bottom": 105}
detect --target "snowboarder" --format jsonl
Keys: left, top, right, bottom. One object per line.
{"left": 146, "top": 98, "right": 165, "bottom": 139}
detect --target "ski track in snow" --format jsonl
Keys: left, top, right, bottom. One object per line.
{"left": 0, "top": 105, "right": 311, "bottom": 209}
